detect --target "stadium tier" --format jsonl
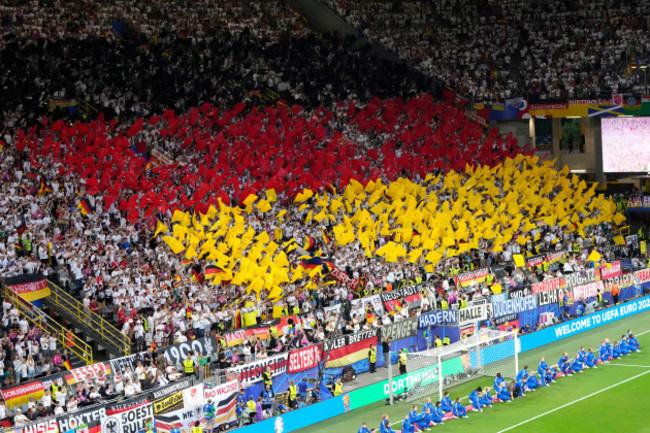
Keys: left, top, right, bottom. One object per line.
{"left": 1, "top": 0, "right": 649, "bottom": 432}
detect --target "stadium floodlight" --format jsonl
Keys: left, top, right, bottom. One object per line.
{"left": 389, "top": 329, "right": 519, "bottom": 404}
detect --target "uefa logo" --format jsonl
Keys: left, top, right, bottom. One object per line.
{"left": 275, "top": 416, "right": 284, "bottom": 433}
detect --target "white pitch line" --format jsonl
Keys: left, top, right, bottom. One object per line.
{"left": 495, "top": 369, "right": 650, "bottom": 433}
{"left": 607, "top": 363, "right": 650, "bottom": 368}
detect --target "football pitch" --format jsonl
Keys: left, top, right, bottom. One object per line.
{"left": 298, "top": 309, "right": 650, "bottom": 433}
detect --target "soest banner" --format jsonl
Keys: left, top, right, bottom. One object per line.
{"left": 103, "top": 395, "right": 153, "bottom": 433}
{"left": 227, "top": 352, "right": 288, "bottom": 386}
{"left": 288, "top": 344, "right": 323, "bottom": 374}
{"left": 380, "top": 317, "right": 419, "bottom": 341}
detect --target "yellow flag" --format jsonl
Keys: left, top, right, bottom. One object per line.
{"left": 265, "top": 188, "right": 277, "bottom": 202}
{"left": 171, "top": 209, "right": 186, "bottom": 224}
{"left": 513, "top": 254, "right": 526, "bottom": 267}
{"left": 587, "top": 250, "right": 601, "bottom": 263}
{"left": 154, "top": 220, "right": 168, "bottom": 237}
{"left": 162, "top": 236, "right": 185, "bottom": 254}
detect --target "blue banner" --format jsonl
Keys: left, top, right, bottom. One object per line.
{"left": 418, "top": 309, "right": 458, "bottom": 328}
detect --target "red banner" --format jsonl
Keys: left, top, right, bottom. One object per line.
{"left": 288, "top": 344, "right": 323, "bottom": 373}
{"left": 5, "top": 274, "right": 51, "bottom": 301}
{"left": 1, "top": 380, "right": 45, "bottom": 409}
{"left": 600, "top": 261, "right": 622, "bottom": 280}
{"left": 329, "top": 265, "right": 360, "bottom": 290}
{"left": 531, "top": 278, "right": 561, "bottom": 294}
{"left": 64, "top": 363, "right": 111, "bottom": 385}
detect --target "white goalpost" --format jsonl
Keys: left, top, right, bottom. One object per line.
{"left": 390, "top": 329, "right": 519, "bottom": 404}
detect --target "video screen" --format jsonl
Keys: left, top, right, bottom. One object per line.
{"left": 602, "top": 117, "right": 650, "bottom": 172}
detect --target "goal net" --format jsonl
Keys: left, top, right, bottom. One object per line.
{"left": 393, "top": 329, "right": 518, "bottom": 404}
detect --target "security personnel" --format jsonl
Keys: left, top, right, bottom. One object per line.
{"left": 440, "top": 296, "right": 449, "bottom": 310}
{"left": 333, "top": 378, "right": 343, "bottom": 396}
{"left": 191, "top": 421, "right": 203, "bottom": 433}
{"left": 368, "top": 344, "right": 377, "bottom": 373}
{"left": 434, "top": 335, "right": 443, "bottom": 348}
{"left": 288, "top": 380, "right": 298, "bottom": 408}
{"left": 572, "top": 241, "right": 580, "bottom": 254}
{"left": 398, "top": 349, "right": 408, "bottom": 375}
{"left": 262, "top": 366, "right": 274, "bottom": 391}
{"left": 183, "top": 353, "right": 196, "bottom": 377}
{"left": 442, "top": 336, "right": 451, "bottom": 346}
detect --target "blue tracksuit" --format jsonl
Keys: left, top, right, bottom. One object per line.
{"left": 452, "top": 401, "right": 467, "bottom": 417}
{"left": 577, "top": 350, "right": 587, "bottom": 363}
{"left": 613, "top": 345, "right": 621, "bottom": 359}
{"left": 481, "top": 390, "right": 493, "bottom": 406}
{"left": 432, "top": 407, "right": 445, "bottom": 423}
{"left": 516, "top": 368, "right": 529, "bottom": 382}
{"left": 469, "top": 390, "right": 482, "bottom": 410}
{"left": 415, "top": 411, "right": 433, "bottom": 430}
{"left": 358, "top": 427, "right": 371, "bottom": 433}
{"left": 402, "top": 419, "right": 416, "bottom": 433}
{"left": 423, "top": 402, "right": 434, "bottom": 414}
{"left": 545, "top": 367, "right": 557, "bottom": 384}
{"left": 497, "top": 387, "right": 511, "bottom": 401}
{"left": 599, "top": 345, "right": 609, "bottom": 362}
{"left": 441, "top": 396, "right": 453, "bottom": 412}
{"left": 380, "top": 424, "right": 396, "bottom": 433}
{"left": 408, "top": 409, "right": 418, "bottom": 424}
{"left": 494, "top": 376, "right": 506, "bottom": 391}
{"left": 558, "top": 356, "right": 571, "bottom": 374}
{"left": 620, "top": 339, "right": 630, "bottom": 355}
{"left": 515, "top": 379, "right": 525, "bottom": 397}
{"left": 606, "top": 342, "right": 613, "bottom": 358}
{"left": 586, "top": 352, "right": 598, "bottom": 367}
{"left": 628, "top": 336, "right": 640, "bottom": 351}
{"left": 538, "top": 361, "right": 549, "bottom": 376}
{"left": 571, "top": 358, "right": 583, "bottom": 372}
{"left": 527, "top": 375, "right": 539, "bottom": 389}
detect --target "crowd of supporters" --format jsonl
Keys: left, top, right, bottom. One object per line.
{"left": 324, "top": 0, "right": 650, "bottom": 101}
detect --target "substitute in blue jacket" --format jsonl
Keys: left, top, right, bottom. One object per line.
{"left": 497, "top": 383, "right": 512, "bottom": 402}
{"left": 577, "top": 347, "right": 587, "bottom": 363}
{"left": 481, "top": 387, "right": 493, "bottom": 407}
{"left": 379, "top": 415, "right": 390, "bottom": 432}
{"left": 440, "top": 392, "right": 453, "bottom": 412}
{"left": 415, "top": 408, "right": 435, "bottom": 430}
{"left": 606, "top": 338, "right": 614, "bottom": 358}
{"left": 586, "top": 348, "right": 598, "bottom": 368}
{"left": 612, "top": 341, "right": 621, "bottom": 359}
{"left": 543, "top": 367, "right": 557, "bottom": 385}
{"left": 514, "top": 377, "right": 526, "bottom": 398}
{"left": 526, "top": 372, "right": 540, "bottom": 391}
{"left": 357, "top": 422, "right": 372, "bottom": 433}
{"left": 627, "top": 333, "right": 640, "bottom": 352}
{"left": 469, "top": 387, "right": 483, "bottom": 412}
{"left": 538, "top": 357, "right": 550, "bottom": 376}
{"left": 423, "top": 397, "right": 434, "bottom": 414}
{"left": 571, "top": 354, "right": 584, "bottom": 373}
{"left": 516, "top": 366, "right": 530, "bottom": 383}
{"left": 558, "top": 352, "right": 572, "bottom": 375}
{"left": 452, "top": 397, "right": 468, "bottom": 418}
{"left": 494, "top": 373, "right": 507, "bottom": 393}
{"left": 401, "top": 414, "right": 416, "bottom": 433}
{"left": 408, "top": 406, "right": 418, "bottom": 425}
{"left": 431, "top": 402, "right": 445, "bottom": 425}
{"left": 379, "top": 420, "right": 396, "bottom": 433}
{"left": 599, "top": 341, "right": 610, "bottom": 363}
{"left": 619, "top": 336, "right": 630, "bottom": 355}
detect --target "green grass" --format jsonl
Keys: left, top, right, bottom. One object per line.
{"left": 298, "top": 309, "right": 650, "bottom": 433}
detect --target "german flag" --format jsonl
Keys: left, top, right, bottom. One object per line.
{"left": 181, "top": 259, "right": 193, "bottom": 266}
{"left": 322, "top": 229, "right": 331, "bottom": 244}
{"left": 77, "top": 198, "right": 93, "bottom": 216}
{"left": 38, "top": 179, "right": 52, "bottom": 197}
{"left": 304, "top": 236, "right": 315, "bottom": 251}
{"left": 204, "top": 265, "right": 223, "bottom": 279}
{"left": 63, "top": 359, "right": 72, "bottom": 371}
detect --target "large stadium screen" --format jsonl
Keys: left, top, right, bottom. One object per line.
{"left": 602, "top": 117, "right": 650, "bottom": 172}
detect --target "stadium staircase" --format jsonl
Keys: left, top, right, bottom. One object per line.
{"left": 2, "top": 285, "right": 90, "bottom": 368}
{"left": 40, "top": 281, "right": 132, "bottom": 360}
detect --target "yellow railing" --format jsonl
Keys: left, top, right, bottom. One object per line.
{"left": 45, "top": 281, "right": 131, "bottom": 356}
{"left": 2, "top": 286, "right": 93, "bottom": 365}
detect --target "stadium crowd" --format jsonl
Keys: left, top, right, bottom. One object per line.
{"left": 324, "top": 0, "right": 650, "bottom": 101}
{"left": 0, "top": 0, "right": 644, "bottom": 430}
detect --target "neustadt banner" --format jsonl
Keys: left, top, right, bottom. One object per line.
{"left": 227, "top": 352, "right": 288, "bottom": 386}
{"left": 380, "top": 286, "right": 421, "bottom": 312}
